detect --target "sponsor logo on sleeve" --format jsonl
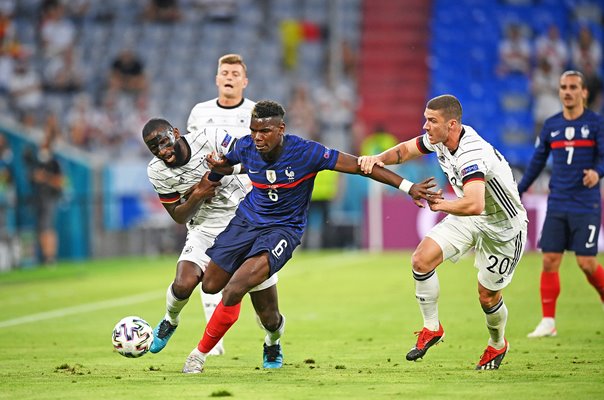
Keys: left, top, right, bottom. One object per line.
{"left": 221, "top": 133, "right": 232, "bottom": 149}
{"left": 461, "top": 164, "right": 479, "bottom": 177}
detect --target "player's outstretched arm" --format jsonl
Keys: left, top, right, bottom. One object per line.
{"left": 358, "top": 138, "right": 421, "bottom": 174}
{"left": 334, "top": 152, "right": 442, "bottom": 208}
{"left": 162, "top": 172, "right": 221, "bottom": 224}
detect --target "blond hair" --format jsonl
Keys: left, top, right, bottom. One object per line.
{"left": 218, "top": 54, "right": 247, "bottom": 75}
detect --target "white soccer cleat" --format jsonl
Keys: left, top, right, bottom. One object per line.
{"left": 207, "top": 340, "right": 225, "bottom": 356}
{"left": 182, "top": 348, "right": 206, "bottom": 374}
{"left": 527, "top": 318, "right": 557, "bottom": 338}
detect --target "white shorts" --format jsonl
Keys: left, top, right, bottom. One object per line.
{"left": 179, "top": 228, "right": 278, "bottom": 292}
{"left": 426, "top": 215, "right": 526, "bottom": 291}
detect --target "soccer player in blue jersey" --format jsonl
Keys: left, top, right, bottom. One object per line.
{"left": 518, "top": 70, "right": 604, "bottom": 338}
{"left": 180, "top": 100, "right": 440, "bottom": 373}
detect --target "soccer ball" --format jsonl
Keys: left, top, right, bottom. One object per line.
{"left": 111, "top": 316, "right": 154, "bottom": 358}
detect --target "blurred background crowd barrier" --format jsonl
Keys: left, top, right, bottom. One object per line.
{"left": 0, "top": 0, "right": 602, "bottom": 268}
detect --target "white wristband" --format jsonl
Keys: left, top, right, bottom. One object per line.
{"left": 398, "top": 179, "right": 414, "bottom": 194}
{"left": 232, "top": 164, "right": 242, "bottom": 174}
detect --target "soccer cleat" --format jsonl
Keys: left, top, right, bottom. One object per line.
{"left": 406, "top": 323, "right": 445, "bottom": 361}
{"left": 263, "top": 343, "right": 283, "bottom": 368}
{"left": 475, "top": 340, "right": 509, "bottom": 370}
{"left": 527, "top": 318, "right": 557, "bottom": 338}
{"left": 182, "top": 348, "right": 206, "bottom": 374}
{"left": 207, "top": 340, "right": 225, "bottom": 356}
{"left": 149, "top": 319, "right": 177, "bottom": 353}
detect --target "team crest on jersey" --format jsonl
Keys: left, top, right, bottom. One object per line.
{"left": 285, "top": 167, "right": 295, "bottom": 182}
{"left": 581, "top": 125, "right": 590, "bottom": 138}
{"left": 266, "top": 170, "right": 277, "bottom": 183}
{"left": 565, "top": 127, "right": 575, "bottom": 140}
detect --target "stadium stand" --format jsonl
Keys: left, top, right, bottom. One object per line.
{"left": 0, "top": 0, "right": 602, "bottom": 264}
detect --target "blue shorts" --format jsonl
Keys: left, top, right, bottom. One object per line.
{"left": 206, "top": 214, "right": 302, "bottom": 277}
{"left": 539, "top": 211, "right": 601, "bottom": 256}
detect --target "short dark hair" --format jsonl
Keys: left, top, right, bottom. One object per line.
{"left": 561, "top": 70, "right": 585, "bottom": 88}
{"left": 252, "top": 100, "right": 286, "bottom": 120}
{"left": 142, "top": 118, "right": 172, "bottom": 139}
{"left": 426, "top": 94, "right": 462, "bottom": 122}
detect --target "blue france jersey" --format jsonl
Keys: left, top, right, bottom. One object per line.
{"left": 518, "top": 109, "right": 604, "bottom": 213}
{"left": 225, "top": 134, "right": 339, "bottom": 233}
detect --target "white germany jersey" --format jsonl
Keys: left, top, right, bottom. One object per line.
{"left": 187, "top": 98, "right": 256, "bottom": 138}
{"left": 147, "top": 127, "right": 250, "bottom": 236}
{"left": 420, "top": 125, "right": 527, "bottom": 241}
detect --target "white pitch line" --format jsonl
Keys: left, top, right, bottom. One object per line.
{"left": 0, "top": 290, "right": 163, "bottom": 329}
{"left": 0, "top": 252, "right": 371, "bottom": 329}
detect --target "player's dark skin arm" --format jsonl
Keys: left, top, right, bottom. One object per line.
{"left": 334, "top": 152, "right": 442, "bottom": 208}
{"left": 162, "top": 171, "right": 221, "bottom": 224}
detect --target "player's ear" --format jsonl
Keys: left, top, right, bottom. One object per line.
{"left": 173, "top": 127, "right": 181, "bottom": 139}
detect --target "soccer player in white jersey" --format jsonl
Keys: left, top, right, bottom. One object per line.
{"left": 143, "top": 118, "right": 280, "bottom": 366}
{"left": 184, "top": 53, "right": 258, "bottom": 356}
{"left": 358, "top": 94, "right": 528, "bottom": 370}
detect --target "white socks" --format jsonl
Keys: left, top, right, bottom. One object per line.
{"left": 200, "top": 289, "right": 223, "bottom": 322}
{"left": 484, "top": 298, "right": 507, "bottom": 349}
{"left": 264, "top": 314, "right": 286, "bottom": 346}
{"left": 165, "top": 283, "right": 190, "bottom": 326}
{"left": 413, "top": 269, "right": 440, "bottom": 331}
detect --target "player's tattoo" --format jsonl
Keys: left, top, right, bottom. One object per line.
{"left": 396, "top": 149, "right": 403, "bottom": 164}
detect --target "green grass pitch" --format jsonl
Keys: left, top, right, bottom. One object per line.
{"left": 0, "top": 251, "right": 602, "bottom": 399}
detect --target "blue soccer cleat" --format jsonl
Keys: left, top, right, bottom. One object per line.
{"left": 263, "top": 343, "right": 283, "bottom": 368}
{"left": 149, "top": 319, "right": 177, "bottom": 354}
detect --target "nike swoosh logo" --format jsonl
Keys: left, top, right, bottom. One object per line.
{"left": 248, "top": 170, "right": 259, "bottom": 174}
{"left": 586, "top": 242, "right": 596, "bottom": 248}
{"left": 550, "top": 130, "right": 560, "bottom": 137}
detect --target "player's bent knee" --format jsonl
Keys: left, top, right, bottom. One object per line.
{"left": 411, "top": 252, "right": 432, "bottom": 274}
{"left": 221, "top": 286, "right": 247, "bottom": 306}
{"left": 258, "top": 311, "right": 281, "bottom": 332}
{"left": 201, "top": 280, "right": 222, "bottom": 295}
{"left": 478, "top": 291, "right": 500, "bottom": 309}
{"left": 172, "top": 280, "right": 196, "bottom": 299}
